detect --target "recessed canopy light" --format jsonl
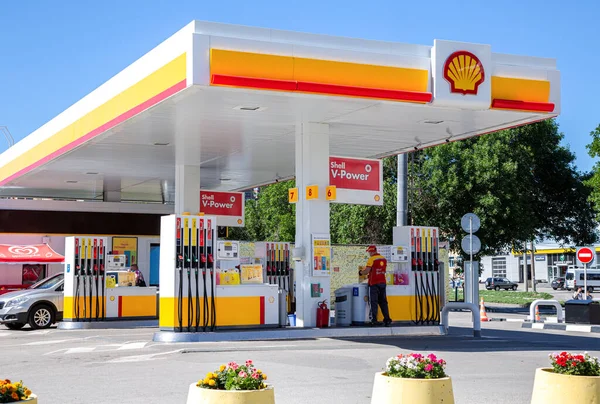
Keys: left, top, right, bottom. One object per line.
{"left": 220, "top": 178, "right": 231, "bottom": 181}
{"left": 86, "top": 172, "right": 98, "bottom": 175}
{"left": 423, "top": 120, "right": 444, "bottom": 124}
{"left": 66, "top": 180, "right": 78, "bottom": 184}
{"left": 153, "top": 142, "right": 170, "bottom": 146}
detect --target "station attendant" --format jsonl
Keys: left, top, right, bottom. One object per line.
{"left": 359, "top": 245, "right": 392, "bottom": 326}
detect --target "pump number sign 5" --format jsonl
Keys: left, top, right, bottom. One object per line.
{"left": 577, "top": 247, "right": 595, "bottom": 265}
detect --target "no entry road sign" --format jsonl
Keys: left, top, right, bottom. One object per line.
{"left": 576, "top": 247, "right": 595, "bottom": 265}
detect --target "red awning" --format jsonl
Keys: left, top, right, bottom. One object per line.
{"left": 0, "top": 244, "right": 65, "bottom": 263}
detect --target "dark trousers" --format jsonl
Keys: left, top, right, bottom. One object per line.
{"left": 369, "top": 283, "right": 391, "bottom": 323}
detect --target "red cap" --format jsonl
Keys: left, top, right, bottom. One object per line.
{"left": 366, "top": 245, "right": 377, "bottom": 253}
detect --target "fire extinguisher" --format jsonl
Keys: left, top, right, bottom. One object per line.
{"left": 316, "top": 300, "right": 330, "bottom": 328}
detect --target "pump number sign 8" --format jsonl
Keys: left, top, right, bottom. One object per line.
{"left": 577, "top": 247, "right": 595, "bottom": 265}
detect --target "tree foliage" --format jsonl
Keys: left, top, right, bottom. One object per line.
{"left": 585, "top": 124, "right": 600, "bottom": 219}
{"left": 410, "top": 119, "right": 597, "bottom": 257}
{"left": 228, "top": 120, "right": 596, "bottom": 253}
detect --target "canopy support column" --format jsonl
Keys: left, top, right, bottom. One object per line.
{"left": 174, "top": 165, "right": 200, "bottom": 214}
{"left": 294, "top": 122, "right": 330, "bottom": 328}
{"left": 103, "top": 177, "right": 121, "bottom": 202}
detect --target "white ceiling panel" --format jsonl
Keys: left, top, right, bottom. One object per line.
{"left": 1, "top": 85, "right": 551, "bottom": 201}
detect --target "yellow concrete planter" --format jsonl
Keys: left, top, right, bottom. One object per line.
{"left": 531, "top": 368, "right": 600, "bottom": 404}
{"left": 370, "top": 372, "right": 454, "bottom": 404}
{"left": 26, "top": 395, "right": 38, "bottom": 403}
{"left": 185, "top": 383, "right": 275, "bottom": 404}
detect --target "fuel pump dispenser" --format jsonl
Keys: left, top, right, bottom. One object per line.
{"left": 160, "top": 214, "right": 218, "bottom": 333}
{"left": 158, "top": 216, "right": 282, "bottom": 333}
{"left": 393, "top": 226, "right": 444, "bottom": 325}
{"left": 64, "top": 237, "right": 107, "bottom": 322}
{"left": 63, "top": 236, "right": 158, "bottom": 326}
{"left": 255, "top": 242, "right": 293, "bottom": 314}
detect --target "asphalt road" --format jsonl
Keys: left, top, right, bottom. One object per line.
{"left": 1, "top": 313, "right": 599, "bottom": 404}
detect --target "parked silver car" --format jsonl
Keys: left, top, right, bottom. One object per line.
{"left": 0, "top": 273, "right": 64, "bottom": 330}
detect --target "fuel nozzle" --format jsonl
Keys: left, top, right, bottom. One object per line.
{"left": 207, "top": 254, "right": 214, "bottom": 265}
{"left": 200, "top": 254, "right": 207, "bottom": 264}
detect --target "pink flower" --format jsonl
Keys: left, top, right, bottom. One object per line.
{"left": 246, "top": 360, "right": 253, "bottom": 366}
{"left": 425, "top": 364, "right": 434, "bottom": 372}
{"left": 411, "top": 354, "right": 423, "bottom": 360}
{"left": 228, "top": 362, "right": 239, "bottom": 370}
{"left": 251, "top": 373, "right": 260, "bottom": 379}
{"left": 427, "top": 354, "right": 437, "bottom": 361}
{"left": 239, "top": 371, "right": 247, "bottom": 378}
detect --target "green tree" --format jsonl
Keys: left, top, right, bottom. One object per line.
{"left": 409, "top": 119, "right": 597, "bottom": 257}
{"left": 585, "top": 124, "right": 600, "bottom": 218}
{"left": 228, "top": 181, "right": 296, "bottom": 242}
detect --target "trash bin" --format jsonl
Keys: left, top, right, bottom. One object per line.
{"left": 565, "top": 300, "right": 600, "bottom": 325}
{"left": 351, "top": 283, "right": 370, "bottom": 325}
{"left": 334, "top": 287, "right": 352, "bottom": 327}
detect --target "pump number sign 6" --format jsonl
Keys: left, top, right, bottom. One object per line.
{"left": 577, "top": 247, "right": 595, "bottom": 265}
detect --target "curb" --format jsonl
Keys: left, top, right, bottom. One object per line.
{"left": 153, "top": 325, "right": 444, "bottom": 343}
{"left": 522, "top": 322, "right": 600, "bottom": 333}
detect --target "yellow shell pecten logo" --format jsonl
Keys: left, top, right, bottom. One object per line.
{"left": 443, "top": 51, "right": 485, "bottom": 95}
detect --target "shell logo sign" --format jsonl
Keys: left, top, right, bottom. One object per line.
{"left": 443, "top": 51, "right": 485, "bottom": 95}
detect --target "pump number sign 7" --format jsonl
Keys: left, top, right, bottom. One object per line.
{"left": 288, "top": 188, "right": 299, "bottom": 203}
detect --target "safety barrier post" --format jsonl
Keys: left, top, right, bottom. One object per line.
{"left": 441, "top": 302, "right": 481, "bottom": 338}
{"left": 529, "top": 299, "right": 563, "bottom": 323}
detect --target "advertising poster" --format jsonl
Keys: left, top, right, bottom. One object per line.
{"left": 329, "top": 156, "right": 383, "bottom": 206}
{"left": 312, "top": 234, "right": 331, "bottom": 277}
{"left": 199, "top": 190, "right": 245, "bottom": 227}
{"left": 240, "top": 264, "right": 264, "bottom": 284}
{"left": 112, "top": 237, "right": 138, "bottom": 267}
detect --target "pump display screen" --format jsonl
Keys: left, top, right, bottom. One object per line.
{"left": 224, "top": 245, "right": 233, "bottom": 251}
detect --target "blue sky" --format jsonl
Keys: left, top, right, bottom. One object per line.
{"left": 0, "top": 0, "right": 598, "bottom": 171}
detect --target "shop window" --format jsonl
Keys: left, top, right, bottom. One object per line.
{"left": 22, "top": 264, "right": 46, "bottom": 285}
{"left": 492, "top": 258, "right": 507, "bottom": 278}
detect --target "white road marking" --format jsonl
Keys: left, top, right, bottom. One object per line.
{"left": 532, "top": 323, "right": 544, "bottom": 329}
{"left": 65, "top": 347, "right": 96, "bottom": 354}
{"left": 102, "top": 349, "right": 183, "bottom": 363}
{"left": 24, "top": 339, "right": 80, "bottom": 346}
{"left": 117, "top": 342, "right": 148, "bottom": 350}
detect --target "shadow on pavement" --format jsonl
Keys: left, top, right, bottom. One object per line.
{"left": 333, "top": 326, "right": 600, "bottom": 353}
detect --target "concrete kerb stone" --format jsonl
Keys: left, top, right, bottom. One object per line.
{"left": 58, "top": 320, "right": 158, "bottom": 330}
{"left": 522, "top": 322, "right": 600, "bottom": 333}
{"left": 152, "top": 325, "right": 445, "bottom": 343}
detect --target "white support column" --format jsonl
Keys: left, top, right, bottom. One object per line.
{"left": 103, "top": 176, "right": 121, "bottom": 202}
{"left": 174, "top": 165, "right": 200, "bottom": 214}
{"left": 294, "top": 122, "right": 330, "bottom": 328}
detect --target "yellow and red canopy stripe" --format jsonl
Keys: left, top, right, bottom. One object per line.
{"left": 0, "top": 54, "right": 187, "bottom": 186}
{"left": 491, "top": 76, "right": 554, "bottom": 113}
{"left": 209, "top": 49, "right": 431, "bottom": 103}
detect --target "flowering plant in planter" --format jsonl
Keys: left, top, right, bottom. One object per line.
{"left": 549, "top": 352, "right": 600, "bottom": 376}
{"left": 385, "top": 353, "right": 447, "bottom": 379}
{"left": 0, "top": 379, "right": 33, "bottom": 403}
{"left": 196, "top": 360, "right": 268, "bottom": 390}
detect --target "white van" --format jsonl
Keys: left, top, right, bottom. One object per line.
{"left": 565, "top": 268, "right": 600, "bottom": 292}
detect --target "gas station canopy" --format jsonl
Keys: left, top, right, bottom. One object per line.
{"left": 0, "top": 21, "right": 560, "bottom": 203}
